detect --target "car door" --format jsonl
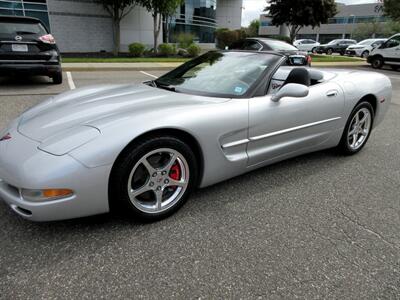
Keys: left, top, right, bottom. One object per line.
{"left": 247, "top": 77, "right": 345, "bottom": 166}
{"left": 380, "top": 35, "right": 400, "bottom": 64}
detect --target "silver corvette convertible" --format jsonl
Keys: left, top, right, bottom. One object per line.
{"left": 0, "top": 51, "right": 392, "bottom": 221}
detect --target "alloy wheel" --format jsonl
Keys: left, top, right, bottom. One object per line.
{"left": 347, "top": 108, "right": 372, "bottom": 151}
{"left": 127, "top": 148, "right": 189, "bottom": 214}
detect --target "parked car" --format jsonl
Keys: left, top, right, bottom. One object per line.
{"left": 345, "top": 39, "right": 386, "bottom": 58}
{"left": 0, "top": 16, "right": 62, "bottom": 84}
{"left": 315, "top": 39, "right": 357, "bottom": 55}
{"left": 367, "top": 33, "right": 400, "bottom": 70}
{"left": 0, "top": 50, "right": 392, "bottom": 221}
{"left": 230, "top": 38, "right": 312, "bottom": 66}
{"left": 293, "top": 39, "right": 320, "bottom": 52}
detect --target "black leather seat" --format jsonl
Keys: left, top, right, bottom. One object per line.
{"left": 283, "top": 68, "right": 311, "bottom": 87}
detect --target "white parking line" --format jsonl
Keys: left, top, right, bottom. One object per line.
{"left": 66, "top": 71, "right": 76, "bottom": 90}
{"left": 140, "top": 71, "right": 158, "bottom": 79}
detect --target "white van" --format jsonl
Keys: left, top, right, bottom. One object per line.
{"left": 368, "top": 33, "right": 400, "bottom": 70}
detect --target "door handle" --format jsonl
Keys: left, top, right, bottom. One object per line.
{"left": 326, "top": 90, "right": 338, "bottom": 97}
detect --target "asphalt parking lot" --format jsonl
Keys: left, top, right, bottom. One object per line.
{"left": 0, "top": 66, "right": 399, "bottom": 299}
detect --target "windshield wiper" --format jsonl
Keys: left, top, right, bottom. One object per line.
{"left": 153, "top": 81, "right": 176, "bottom": 92}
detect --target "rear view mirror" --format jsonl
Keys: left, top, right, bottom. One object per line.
{"left": 271, "top": 83, "right": 309, "bottom": 102}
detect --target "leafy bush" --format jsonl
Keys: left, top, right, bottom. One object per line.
{"left": 187, "top": 44, "right": 201, "bottom": 57}
{"left": 215, "top": 28, "right": 247, "bottom": 49}
{"left": 158, "top": 43, "right": 176, "bottom": 56}
{"left": 128, "top": 42, "right": 145, "bottom": 57}
{"left": 176, "top": 33, "right": 195, "bottom": 49}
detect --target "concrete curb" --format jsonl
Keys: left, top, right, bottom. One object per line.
{"left": 62, "top": 61, "right": 369, "bottom": 72}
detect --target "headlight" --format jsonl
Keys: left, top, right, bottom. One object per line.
{"left": 21, "top": 188, "right": 74, "bottom": 202}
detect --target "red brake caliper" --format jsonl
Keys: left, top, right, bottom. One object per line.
{"left": 169, "top": 162, "right": 181, "bottom": 182}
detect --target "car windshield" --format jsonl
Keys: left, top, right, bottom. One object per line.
{"left": 265, "top": 39, "right": 298, "bottom": 51}
{"left": 328, "top": 40, "right": 340, "bottom": 45}
{"left": 0, "top": 21, "right": 47, "bottom": 36}
{"left": 154, "top": 51, "right": 280, "bottom": 97}
{"left": 358, "top": 39, "right": 374, "bottom": 45}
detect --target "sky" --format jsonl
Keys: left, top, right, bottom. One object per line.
{"left": 241, "top": 0, "right": 378, "bottom": 27}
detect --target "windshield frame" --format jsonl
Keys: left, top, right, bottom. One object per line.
{"left": 153, "top": 51, "right": 285, "bottom": 99}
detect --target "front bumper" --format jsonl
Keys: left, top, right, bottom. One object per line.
{"left": 0, "top": 128, "right": 111, "bottom": 221}
{"left": 345, "top": 49, "right": 363, "bottom": 57}
{"left": 0, "top": 62, "right": 61, "bottom": 76}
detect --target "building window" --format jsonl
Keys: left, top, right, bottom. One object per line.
{"left": 169, "top": 0, "right": 217, "bottom": 43}
{"left": 0, "top": 0, "right": 50, "bottom": 30}
{"left": 328, "top": 15, "right": 388, "bottom": 24}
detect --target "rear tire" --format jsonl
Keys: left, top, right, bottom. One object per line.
{"left": 337, "top": 102, "right": 374, "bottom": 155}
{"left": 52, "top": 71, "right": 63, "bottom": 84}
{"left": 326, "top": 48, "right": 333, "bottom": 55}
{"left": 371, "top": 56, "right": 384, "bottom": 69}
{"left": 109, "top": 136, "right": 198, "bottom": 221}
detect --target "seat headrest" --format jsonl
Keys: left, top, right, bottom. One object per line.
{"left": 283, "top": 68, "right": 311, "bottom": 87}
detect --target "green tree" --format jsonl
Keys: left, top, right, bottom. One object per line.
{"left": 141, "top": 0, "right": 183, "bottom": 53}
{"left": 246, "top": 19, "right": 260, "bottom": 37}
{"left": 162, "top": 0, "right": 184, "bottom": 43}
{"left": 353, "top": 21, "right": 385, "bottom": 40}
{"left": 384, "top": 0, "right": 400, "bottom": 21}
{"left": 265, "top": 0, "right": 337, "bottom": 42}
{"left": 100, "top": 0, "right": 139, "bottom": 56}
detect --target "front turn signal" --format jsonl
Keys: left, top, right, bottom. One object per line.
{"left": 21, "top": 189, "right": 74, "bottom": 202}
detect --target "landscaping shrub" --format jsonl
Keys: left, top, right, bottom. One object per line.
{"left": 128, "top": 42, "right": 145, "bottom": 57}
{"left": 158, "top": 43, "right": 176, "bottom": 56}
{"left": 176, "top": 33, "right": 195, "bottom": 49}
{"left": 187, "top": 44, "right": 201, "bottom": 57}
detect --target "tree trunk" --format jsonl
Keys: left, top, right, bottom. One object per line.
{"left": 153, "top": 13, "right": 162, "bottom": 53}
{"left": 112, "top": 18, "right": 120, "bottom": 56}
{"left": 153, "top": 14, "right": 159, "bottom": 53}
{"left": 165, "top": 16, "right": 170, "bottom": 43}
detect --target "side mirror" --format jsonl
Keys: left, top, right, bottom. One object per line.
{"left": 271, "top": 83, "right": 309, "bottom": 102}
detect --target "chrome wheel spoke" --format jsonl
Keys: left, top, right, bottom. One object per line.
{"left": 163, "top": 153, "right": 178, "bottom": 173}
{"left": 359, "top": 113, "right": 368, "bottom": 125}
{"left": 130, "top": 185, "right": 153, "bottom": 198}
{"left": 348, "top": 128, "right": 356, "bottom": 136}
{"left": 141, "top": 158, "right": 156, "bottom": 175}
{"left": 167, "top": 179, "right": 186, "bottom": 188}
{"left": 352, "top": 133, "right": 358, "bottom": 147}
{"left": 155, "top": 191, "right": 163, "bottom": 210}
{"left": 354, "top": 112, "right": 360, "bottom": 125}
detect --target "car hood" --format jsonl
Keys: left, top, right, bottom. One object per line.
{"left": 18, "top": 83, "right": 229, "bottom": 142}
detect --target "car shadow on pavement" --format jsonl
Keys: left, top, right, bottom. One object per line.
{"left": 0, "top": 75, "right": 52, "bottom": 86}
{"left": 0, "top": 147, "right": 345, "bottom": 231}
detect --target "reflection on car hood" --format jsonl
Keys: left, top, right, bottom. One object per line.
{"left": 18, "top": 84, "right": 229, "bottom": 141}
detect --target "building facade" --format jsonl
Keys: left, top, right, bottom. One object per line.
{"left": 0, "top": 0, "right": 242, "bottom": 52}
{"left": 259, "top": 3, "right": 387, "bottom": 44}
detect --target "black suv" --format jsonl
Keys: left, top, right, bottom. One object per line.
{"left": 0, "top": 16, "right": 62, "bottom": 84}
{"left": 315, "top": 39, "right": 357, "bottom": 55}
{"left": 229, "top": 38, "right": 312, "bottom": 66}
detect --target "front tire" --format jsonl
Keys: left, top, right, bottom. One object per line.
{"left": 52, "top": 71, "right": 63, "bottom": 84}
{"left": 338, "top": 102, "right": 374, "bottom": 155}
{"left": 361, "top": 50, "right": 369, "bottom": 59}
{"left": 371, "top": 56, "right": 384, "bottom": 69}
{"left": 109, "top": 136, "right": 198, "bottom": 221}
